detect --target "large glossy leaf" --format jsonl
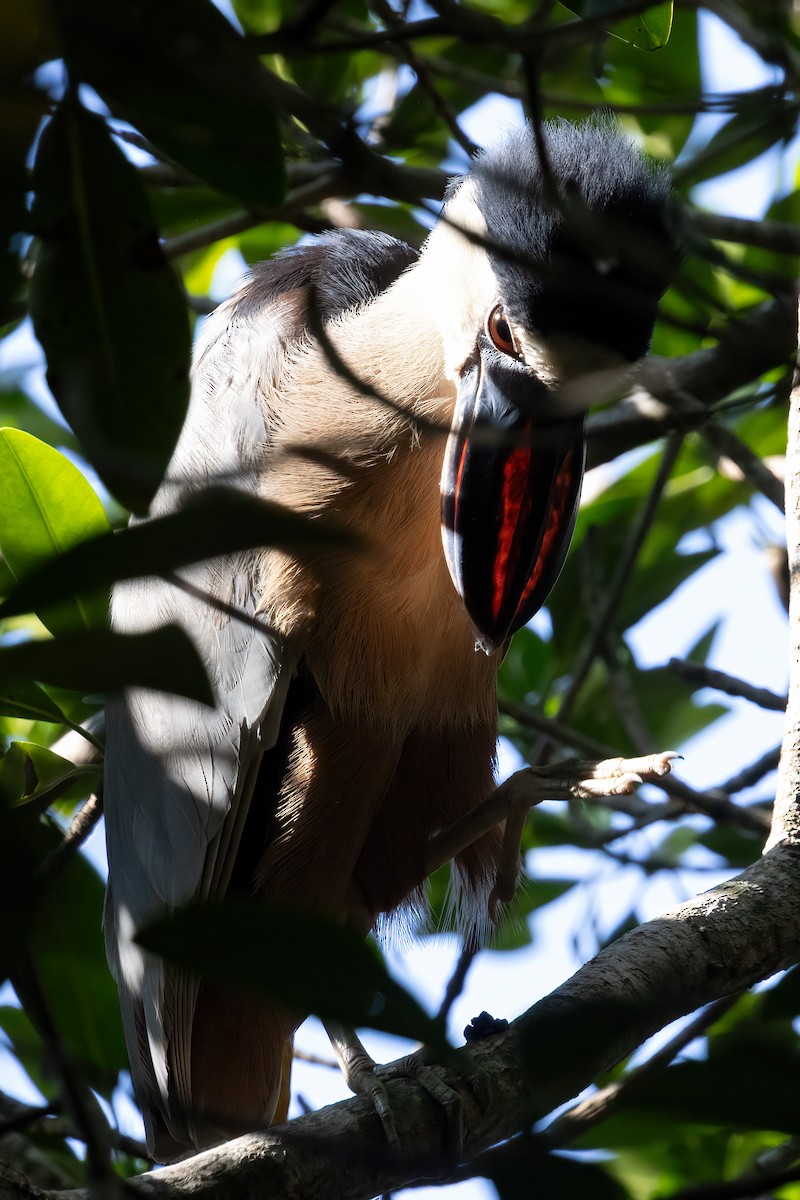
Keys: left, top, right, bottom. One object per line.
{"left": 0, "top": 428, "right": 110, "bottom": 634}
{"left": 0, "top": 740, "right": 99, "bottom": 808}
{"left": 0, "top": 488, "right": 353, "bottom": 623}
{"left": 561, "top": 0, "right": 673, "bottom": 49}
{"left": 53, "top": 0, "right": 285, "bottom": 209}
{"left": 25, "top": 830, "right": 128, "bottom": 1095}
{"left": 30, "top": 95, "right": 191, "bottom": 514}
{"left": 139, "top": 899, "right": 448, "bottom": 1050}
{"left": 0, "top": 626, "right": 213, "bottom": 705}
{"left": 566, "top": 659, "right": 727, "bottom": 754}
{"left": 0, "top": 0, "right": 54, "bottom": 322}
{"left": 0, "top": 679, "right": 69, "bottom": 724}
{"left": 482, "top": 1140, "right": 630, "bottom": 1200}
{"left": 612, "top": 2, "right": 672, "bottom": 50}
{"left": 616, "top": 1040, "right": 800, "bottom": 1134}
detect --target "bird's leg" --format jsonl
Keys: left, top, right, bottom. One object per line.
{"left": 424, "top": 751, "right": 680, "bottom": 907}
{"left": 327, "top": 753, "right": 678, "bottom": 1149}
{"left": 324, "top": 1019, "right": 476, "bottom": 1158}
{"left": 323, "top": 1020, "right": 400, "bottom": 1147}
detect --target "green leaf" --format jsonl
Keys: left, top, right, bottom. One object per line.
{"left": 492, "top": 879, "right": 576, "bottom": 951}
{"left": 0, "top": 740, "right": 99, "bottom": 807}
{"left": 483, "top": 1139, "right": 630, "bottom": 1200}
{"left": 674, "top": 101, "right": 798, "bottom": 188}
{"left": 698, "top": 822, "right": 765, "bottom": 868}
{"left": 560, "top": 0, "right": 673, "bottom": 49}
{"left": 0, "top": 390, "right": 81, "bottom": 456}
{"left": 54, "top": 0, "right": 285, "bottom": 209}
{"left": 617, "top": 1040, "right": 800, "bottom": 1134}
{"left": 26, "top": 837, "right": 129, "bottom": 1095}
{"left": 30, "top": 94, "right": 192, "bottom": 514}
{"left": 0, "top": 488, "right": 354, "bottom": 623}
{"left": 0, "top": 1004, "right": 57, "bottom": 1099}
{"left": 0, "top": 428, "right": 110, "bottom": 634}
{"left": 758, "top": 966, "right": 800, "bottom": 1021}
{"left": 138, "top": 899, "right": 449, "bottom": 1050}
{"left": 0, "top": 679, "right": 69, "bottom": 724}
{"left": 612, "top": 2, "right": 673, "bottom": 50}
{"left": 0, "top": 626, "right": 214, "bottom": 705}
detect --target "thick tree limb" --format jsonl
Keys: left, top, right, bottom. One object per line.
{"left": 767, "top": 306, "right": 800, "bottom": 849}
{"left": 38, "top": 842, "right": 800, "bottom": 1200}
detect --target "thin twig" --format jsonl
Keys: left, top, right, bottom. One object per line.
{"left": 34, "top": 790, "right": 104, "bottom": 888}
{"left": 12, "top": 965, "right": 119, "bottom": 1200}
{"left": 371, "top": 0, "right": 478, "bottom": 158}
{"left": 424, "top": 753, "right": 679, "bottom": 878}
{"left": 687, "top": 210, "right": 800, "bottom": 257}
{"left": 668, "top": 659, "right": 787, "bottom": 712}
{"left": 163, "top": 572, "right": 280, "bottom": 639}
{"left": 437, "top": 946, "right": 477, "bottom": 1025}
{"left": 501, "top": 697, "right": 771, "bottom": 834}
{"left": 701, "top": 419, "right": 785, "bottom": 513}
{"left": 719, "top": 747, "right": 781, "bottom": 796}
{"left": 0, "top": 1102, "right": 56, "bottom": 1138}
{"left": 661, "top": 1162, "right": 800, "bottom": 1200}
{"left": 543, "top": 994, "right": 740, "bottom": 1147}
{"left": 0, "top": 1093, "right": 149, "bottom": 1162}
{"left": 547, "top": 433, "right": 684, "bottom": 736}
{"left": 293, "top": 1048, "right": 340, "bottom": 1070}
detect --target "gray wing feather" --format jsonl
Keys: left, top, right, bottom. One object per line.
{"left": 103, "top": 282, "right": 300, "bottom": 1154}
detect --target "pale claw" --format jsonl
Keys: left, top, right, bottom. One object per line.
{"left": 377, "top": 1053, "right": 468, "bottom": 1158}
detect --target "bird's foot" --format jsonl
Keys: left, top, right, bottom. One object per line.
{"left": 488, "top": 750, "right": 682, "bottom": 919}
{"left": 424, "top": 750, "right": 681, "bottom": 890}
{"left": 324, "top": 1020, "right": 482, "bottom": 1157}
{"left": 324, "top": 1020, "right": 402, "bottom": 1146}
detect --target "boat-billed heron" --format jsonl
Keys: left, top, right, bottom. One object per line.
{"left": 104, "top": 118, "right": 676, "bottom": 1160}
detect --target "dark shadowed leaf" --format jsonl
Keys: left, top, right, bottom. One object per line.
{"left": 481, "top": 1138, "right": 630, "bottom": 1200}
{"left": 0, "top": 626, "right": 213, "bottom": 705}
{"left": 1, "top": 488, "right": 353, "bottom": 623}
{"left": 0, "top": 0, "right": 54, "bottom": 321}
{"left": 0, "top": 428, "right": 110, "bottom": 634}
{"left": 758, "top": 965, "right": 800, "bottom": 1021}
{"left": 30, "top": 94, "right": 191, "bottom": 514}
{"left": 616, "top": 1039, "right": 800, "bottom": 1134}
{"left": 0, "top": 679, "right": 68, "bottom": 724}
{"left": 53, "top": 0, "right": 285, "bottom": 208}
{"left": 139, "top": 899, "right": 448, "bottom": 1049}
{"left": 698, "top": 822, "right": 766, "bottom": 868}
{"left": 0, "top": 740, "right": 99, "bottom": 807}
{"left": 0, "top": 1005, "right": 58, "bottom": 1099}
{"left": 25, "top": 831, "right": 128, "bottom": 1095}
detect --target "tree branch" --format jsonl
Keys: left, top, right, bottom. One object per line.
{"left": 587, "top": 296, "right": 797, "bottom": 468}
{"left": 42, "top": 843, "right": 800, "bottom": 1200}
{"left": 767, "top": 300, "right": 800, "bottom": 849}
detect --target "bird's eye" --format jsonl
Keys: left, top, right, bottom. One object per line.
{"left": 486, "top": 304, "right": 517, "bottom": 357}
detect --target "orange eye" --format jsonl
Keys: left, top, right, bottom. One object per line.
{"left": 487, "top": 304, "right": 517, "bottom": 356}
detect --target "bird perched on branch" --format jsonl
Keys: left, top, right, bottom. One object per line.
{"left": 104, "top": 118, "right": 677, "bottom": 1160}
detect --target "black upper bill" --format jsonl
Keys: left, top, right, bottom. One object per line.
{"left": 441, "top": 351, "right": 585, "bottom": 653}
